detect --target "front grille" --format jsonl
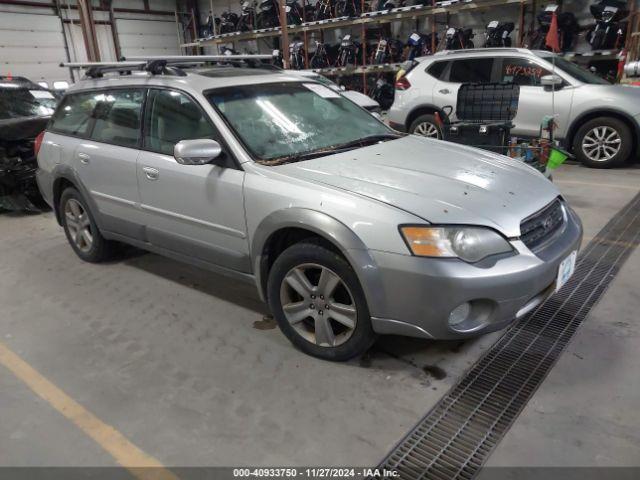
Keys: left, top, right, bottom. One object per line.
{"left": 520, "top": 198, "right": 564, "bottom": 250}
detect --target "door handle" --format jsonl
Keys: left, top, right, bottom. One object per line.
{"left": 78, "top": 152, "right": 90, "bottom": 164}
{"left": 143, "top": 166, "right": 159, "bottom": 181}
{"left": 439, "top": 88, "right": 451, "bottom": 94}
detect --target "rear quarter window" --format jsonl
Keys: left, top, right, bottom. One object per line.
{"left": 90, "top": 89, "right": 144, "bottom": 148}
{"left": 426, "top": 61, "right": 449, "bottom": 80}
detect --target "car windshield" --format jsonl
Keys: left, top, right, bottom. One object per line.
{"left": 0, "top": 85, "right": 58, "bottom": 120}
{"left": 206, "top": 82, "right": 395, "bottom": 164}
{"left": 534, "top": 53, "right": 611, "bottom": 85}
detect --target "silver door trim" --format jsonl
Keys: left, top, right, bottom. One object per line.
{"left": 139, "top": 203, "right": 247, "bottom": 239}
{"left": 91, "top": 190, "right": 137, "bottom": 207}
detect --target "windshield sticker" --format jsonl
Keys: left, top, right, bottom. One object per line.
{"left": 303, "top": 83, "right": 341, "bottom": 99}
{"left": 30, "top": 90, "right": 55, "bottom": 99}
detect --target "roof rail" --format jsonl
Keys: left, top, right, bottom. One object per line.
{"left": 124, "top": 54, "right": 276, "bottom": 62}
{"left": 61, "top": 54, "right": 279, "bottom": 79}
{"left": 436, "top": 47, "right": 528, "bottom": 55}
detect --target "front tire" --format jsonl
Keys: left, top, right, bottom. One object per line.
{"left": 60, "top": 187, "right": 113, "bottom": 263}
{"left": 410, "top": 114, "right": 442, "bottom": 139}
{"left": 572, "top": 117, "right": 632, "bottom": 168}
{"left": 267, "top": 242, "right": 376, "bottom": 361}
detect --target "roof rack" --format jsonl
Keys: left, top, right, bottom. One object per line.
{"left": 123, "top": 54, "right": 276, "bottom": 62}
{"left": 61, "top": 54, "right": 279, "bottom": 79}
{"left": 436, "top": 48, "right": 528, "bottom": 56}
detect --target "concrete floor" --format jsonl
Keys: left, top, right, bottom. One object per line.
{"left": 0, "top": 163, "right": 639, "bottom": 470}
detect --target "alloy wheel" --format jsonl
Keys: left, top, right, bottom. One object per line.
{"left": 279, "top": 263, "right": 357, "bottom": 347}
{"left": 414, "top": 121, "right": 440, "bottom": 138}
{"left": 64, "top": 198, "right": 93, "bottom": 253}
{"left": 582, "top": 126, "right": 622, "bottom": 163}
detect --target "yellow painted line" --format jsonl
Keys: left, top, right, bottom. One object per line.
{"left": 555, "top": 180, "right": 639, "bottom": 191}
{"left": 0, "top": 341, "right": 179, "bottom": 480}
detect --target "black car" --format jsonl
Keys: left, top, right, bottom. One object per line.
{"left": 0, "top": 76, "right": 60, "bottom": 211}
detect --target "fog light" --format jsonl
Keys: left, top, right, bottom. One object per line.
{"left": 448, "top": 302, "right": 471, "bottom": 327}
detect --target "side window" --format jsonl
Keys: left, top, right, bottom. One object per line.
{"left": 144, "top": 89, "right": 218, "bottom": 156}
{"left": 449, "top": 59, "right": 494, "bottom": 83}
{"left": 426, "top": 61, "right": 449, "bottom": 80}
{"left": 90, "top": 89, "right": 144, "bottom": 148}
{"left": 499, "top": 58, "right": 551, "bottom": 86}
{"left": 49, "top": 91, "right": 98, "bottom": 137}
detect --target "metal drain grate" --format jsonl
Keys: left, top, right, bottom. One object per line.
{"left": 379, "top": 192, "right": 640, "bottom": 480}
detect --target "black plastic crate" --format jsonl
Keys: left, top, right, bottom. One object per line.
{"left": 455, "top": 83, "right": 520, "bottom": 122}
{"left": 443, "top": 122, "right": 511, "bottom": 154}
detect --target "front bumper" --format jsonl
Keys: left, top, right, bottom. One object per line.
{"left": 366, "top": 206, "right": 583, "bottom": 339}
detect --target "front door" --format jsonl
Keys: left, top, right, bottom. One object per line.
{"left": 496, "top": 57, "right": 574, "bottom": 138}
{"left": 137, "top": 88, "right": 250, "bottom": 272}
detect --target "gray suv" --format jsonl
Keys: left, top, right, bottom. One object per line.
{"left": 37, "top": 58, "right": 582, "bottom": 360}
{"left": 388, "top": 48, "right": 640, "bottom": 168}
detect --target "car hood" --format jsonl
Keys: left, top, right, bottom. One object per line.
{"left": 275, "top": 136, "right": 560, "bottom": 238}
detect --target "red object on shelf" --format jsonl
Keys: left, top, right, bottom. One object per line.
{"left": 545, "top": 12, "right": 560, "bottom": 53}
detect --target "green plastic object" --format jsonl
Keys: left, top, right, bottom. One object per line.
{"left": 547, "top": 147, "right": 569, "bottom": 170}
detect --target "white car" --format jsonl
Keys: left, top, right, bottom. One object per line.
{"left": 388, "top": 48, "right": 640, "bottom": 168}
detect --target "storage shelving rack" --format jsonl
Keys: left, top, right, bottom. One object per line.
{"left": 181, "top": 0, "right": 636, "bottom": 93}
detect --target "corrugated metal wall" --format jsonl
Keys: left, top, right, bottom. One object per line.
{"left": 0, "top": 10, "right": 69, "bottom": 84}
{"left": 117, "top": 17, "right": 180, "bottom": 58}
{"left": 0, "top": 0, "right": 181, "bottom": 85}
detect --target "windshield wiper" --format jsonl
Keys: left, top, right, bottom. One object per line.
{"left": 330, "top": 133, "right": 402, "bottom": 151}
{"left": 262, "top": 133, "right": 403, "bottom": 166}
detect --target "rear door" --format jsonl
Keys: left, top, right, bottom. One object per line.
{"left": 60, "top": 88, "right": 145, "bottom": 238}
{"left": 432, "top": 57, "right": 496, "bottom": 122}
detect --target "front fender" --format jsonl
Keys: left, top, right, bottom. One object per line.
{"left": 565, "top": 107, "right": 640, "bottom": 147}
{"left": 251, "top": 208, "right": 385, "bottom": 313}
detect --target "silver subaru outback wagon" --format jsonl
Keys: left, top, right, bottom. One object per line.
{"left": 36, "top": 58, "right": 582, "bottom": 361}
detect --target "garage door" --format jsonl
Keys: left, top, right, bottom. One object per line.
{"left": 0, "top": 12, "right": 69, "bottom": 84}
{"left": 116, "top": 19, "right": 180, "bottom": 58}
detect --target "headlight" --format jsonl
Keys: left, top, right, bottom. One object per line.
{"left": 400, "top": 226, "right": 513, "bottom": 262}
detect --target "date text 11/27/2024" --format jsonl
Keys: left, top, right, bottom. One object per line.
{"left": 232, "top": 468, "right": 399, "bottom": 478}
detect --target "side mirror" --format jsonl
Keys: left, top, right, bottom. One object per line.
{"left": 174, "top": 139, "right": 223, "bottom": 166}
{"left": 541, "top": 74, "right": 564, "bottom": 90}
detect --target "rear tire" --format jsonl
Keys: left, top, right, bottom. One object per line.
{"left": 60, "top": 187, "right": 113, "bottom": 263}
{"left": 572, "top": 117, "right": 632, "bottom": 168}
{"left": 410, "top": 114, "right": 443, "bottom": 139}
{"left": 267, "top": 242, "right": 376, "bottom": 361}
